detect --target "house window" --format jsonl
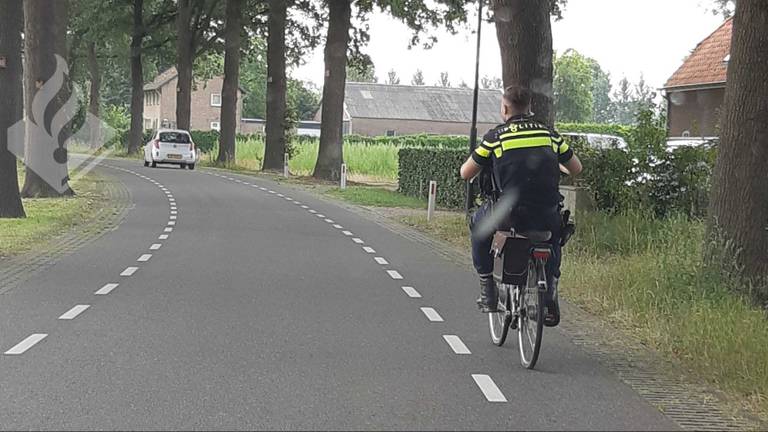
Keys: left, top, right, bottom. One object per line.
{"left": 386, "top": 130, "right": 396, "bottom": 137}
{"left": 210, "top": 122, "right": 220, "bottom": 131}
{"left": 211, "top": 93, "right": 222, "bottom": 107}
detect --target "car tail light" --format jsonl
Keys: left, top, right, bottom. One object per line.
{"left": 190, "top": 141, "right": 195, "bottom": 152}
{"left": 153, "top": 139, "right": 159, "bottom": 150}
{"left": 532, "top": 248, "right": 551, "bottom": 260}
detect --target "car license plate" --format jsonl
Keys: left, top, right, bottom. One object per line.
{"left": 168, "top": 154, "right": 182, "bottom": 159}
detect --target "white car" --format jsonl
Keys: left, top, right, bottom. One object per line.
{"left": 144, "top": 129, "right": 198, "bottom": 170}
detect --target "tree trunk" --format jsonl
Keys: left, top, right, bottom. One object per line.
{"left": 21, "top": 0, "right": 74, "bottom": 197}
{"left": 127, "top": 0, "right": 144, "bottom": 154}
{"left": 87, "top": 41, "right": 103, "bottom": 149}
{"left": 491, "top": 0, "right": 555, "bottom": 126}
{"left": 216, "top": 0, "right": 242, "bottom": 165}
{"left": 313, "top": 0, "right": 351, "bottom": 181}
{"left": 175, "top": 0, "right": 194, "bottom": 131}
{"left": 707, "top": 0, "right": 768, "bottom": 301}
{"left": 262, "top": 0, "right": 288, "bottom": 172}
{"left": 0, "top": 0, "right": 26, "bottom": 217}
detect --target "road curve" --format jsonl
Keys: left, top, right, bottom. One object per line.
{"left": 0, "top": 158, "right": 677, "bottom": 430}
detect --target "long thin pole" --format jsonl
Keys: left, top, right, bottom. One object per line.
{"left": 465, "top": 0, "right": 484, "bottom": 218}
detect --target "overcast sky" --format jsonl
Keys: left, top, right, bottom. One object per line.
{"left": 293, "top": 0, "right": 726, "bottom": 92}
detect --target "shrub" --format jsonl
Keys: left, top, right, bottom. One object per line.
{"left": 190, "top": 130, "right": 219, "bottom": 153}
{"left": 398, "top": 147, "right": 467, "bottom": 208}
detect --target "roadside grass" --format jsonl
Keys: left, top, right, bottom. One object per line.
{"left": 201, "top": 136, "right": 399, "bottom": 182}
{"left": 325, "top": 186, "right": 425, "bottom": 209}
{"left": 394, "top": 207, "right": 768, "bottom": 418}
{"left": 0, "top": 167, "right": 107, "bottom": 258}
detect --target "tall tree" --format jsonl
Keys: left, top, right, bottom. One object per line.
{"left": 553, "top": 49, "right": 593, "bottom": 123}
{"left": 262, "top": 0, "right": 288, "bottom": 170}
{"left": 216, "top": 0, "right": 242, "bottom": 165}
{"left": 21, "top": 0, "right": 74, "bottom": 197}
{"left": 633, "top": 74, "right": 656, "bottom": 114}
{"left": 175, "top": 0, "right": 226, "bottom": 131}
{"left": 437, "top": 71, "right": 451, "bottom": 87}
{"left": 588, "top": 58, "right": 612, "bottom": 123}
{"left": 313, "top": 0, "right": 352, "bottom": 180}
{"left": 411, "top": 69, "right": 425, "bottom": 86}
{"left": 491, "top": 0, "right": 559, "bottom": 126}
{"left": 386, "top": 69, "right": 401, "bottom": 85}
{"left": 612, "top": 76, "right": 635, "bottom": 125}
{"left": 127, "top": 0, "right": 146, "bottom": 154}
{"left": 707, "top": 0, "right": 768, "bottom": 301}
{"left": 0, "top": 0, "right": 26, "bottom": 217}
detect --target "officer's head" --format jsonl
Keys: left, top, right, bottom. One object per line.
{"left": 501, "top": 85, "right": 532, "bottom": 120}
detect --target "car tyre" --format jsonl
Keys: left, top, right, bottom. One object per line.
{"left": 151, "top": 161, "right": 157, "bottom": 168}
{"left": 144, "top": 160, "right": 149, "bottom": 167}
{"left": 188, "top": 163, "right": 195, "bottom": 170}
{"left": 180, "top": 163, "right": 187, "bottom": 169}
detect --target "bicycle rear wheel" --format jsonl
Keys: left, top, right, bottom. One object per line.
{"left": 518, "top": 259, "right": 545, "bottom": 369}
{"left": 489, "top": 283, "right": 511, "bottom": 346}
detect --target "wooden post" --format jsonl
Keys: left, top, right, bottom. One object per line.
{"left": 340, "top": 163, "right": 347, "bottom": 189}
{"left": 427, "top": 180, "right": 437, "bottom": 222}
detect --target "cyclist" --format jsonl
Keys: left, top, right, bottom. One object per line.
{"left": 459, "top": 85, "right": 582, "bottom": 327}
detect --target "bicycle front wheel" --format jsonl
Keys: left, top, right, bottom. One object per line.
{"left": 518, "top": 259, "right": 545, "bottom": 369}
{"left": 489, "top": 283, "right": 511, "bottom": 346}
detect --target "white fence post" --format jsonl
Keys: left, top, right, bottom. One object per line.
{"left": 340, "top": 163, "right": 347, "bottom": 190}
{"left": 427, "top": 180, "right": 437, "bottom": 222}
{"left": 283, "top": 153, "right": 289, "bottom": 177}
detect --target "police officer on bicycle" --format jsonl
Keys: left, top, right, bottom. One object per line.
{"left": 460, "top": 85, "right": 582, "bottom": 327}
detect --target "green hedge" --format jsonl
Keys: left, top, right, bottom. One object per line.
{"left": 398, "top": 147, "right": 467, "bottom": 208}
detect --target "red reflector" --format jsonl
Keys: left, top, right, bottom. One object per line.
{"left": 533, "top": 249, "right": 550, "bottom": 260}
{"left": 153, "top": 139, "right": 159, "bottom": 150}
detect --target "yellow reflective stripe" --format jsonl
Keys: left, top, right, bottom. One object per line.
{"left": 475, "top": 146, "right": 491, "bottom": 158}
{"left": 559, "top": 141, "right": 570, "bottom": 154}
{"left": 552, "top": 135, "right": 564, "bottom": 144}
{"left": 494, "top": 147, "right": 503, "bottom": 158}
{"left": 484, "top": 140, "right": 501, "bottom": 148}
{"left": 499, "top": 129, "right": 551, "bottom": 140}
{"left": 501, "top": 136, "right": 553, "bottom": 151}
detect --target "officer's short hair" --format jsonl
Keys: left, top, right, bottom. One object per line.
{"left": 503, "top": 85, "right": 532, "bottom": 110}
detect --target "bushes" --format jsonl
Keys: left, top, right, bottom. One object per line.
{"left": 190, "top": 130, "right": 219, "bottom": 153}
{"left": 398, "top": 148, "right": 467, "bottom": 208}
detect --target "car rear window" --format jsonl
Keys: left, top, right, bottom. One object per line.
{"left": 159, "top": 132, "right": 191, "bottom": 143}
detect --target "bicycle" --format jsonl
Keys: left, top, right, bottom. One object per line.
{"left": 488, "top": 229, "right": 553, "bottom": 370}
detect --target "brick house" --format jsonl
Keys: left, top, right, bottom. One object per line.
{"left": 663, "top": 18, "right": 732, "bottom": 139}
{"left": 143, "top": 67, "right": 244, "bottom": 132}
{"left": 314, "top": 82, "right": 503, "bottom": 137}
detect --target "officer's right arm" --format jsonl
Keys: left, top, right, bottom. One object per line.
{"left": 460, "top": 132, "right": 496, "bottom": 180}
{"left": 551, "top": 130, "right": 583, "bottom": 177}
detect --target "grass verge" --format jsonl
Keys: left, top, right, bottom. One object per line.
{"left": 0, "top": 167, "right": 109, "bottom": 259}
{"left": 325, "top": 186, "right": 426, "bottom": 209}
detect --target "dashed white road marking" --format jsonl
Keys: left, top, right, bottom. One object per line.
{"left": 170, "top": 211, "right": 177, "bottom": 215}
{"left": 150, "top": 244, "right": 162, "bottom": 250}
{"left": 342, "top": 231, "right": 354, "bottom": 236}
{"left": 170, "top": 215, "right": 177, "bottom": 220}
{"left": 269, "top": 191, "right": 276, "bottom": 194}
{"left": 4, "top": 334, "right": 47, "bottom": 355}
{"left": 159, "top": 234, "right": 169, "bottom": 240}
{"left": 293, "top": 201, "right": 302, "bottom": 205}
{"left": 95, "top": 283, "right": 119, "bottom": 295}
{"left": 277, "top": 193, "right": 284, "bottom": 197}
{"left": 309, "top": 210, "right": 317, "bottom": 214}
{"left": 316, "top": 214, "right": 325, "bottom": 218}
{"left": 164, "top": 227, "right": 173, "bottom": 232}
{"left": 59, "top": 305, "right": 90, "bottom": 320}
{"left": 325, "top": 219, "right": 334, "bottom": 223}
{"left": 121, "top": 267, "right": 139, "bottom": 277}
{"left": 472, "top": 375, "right": 507, "bottom": 402}
{"left": 167, "top": 221, "right": 176, "bottom": 226}
{"left": 443, "top": 335, "right": 471, "bottom": 354}
{"left": 401, "top": 286, "right": 421, "bottom": 298}
{"left": 387, "top": 270, "right": 403, "bottom": 280}
{"left": 333, "top": 224, "right": 343, "bottom": 229}
{"left": 137, "top": 254, "right": 152, "bottom": 262}
{"left": 301, "top": 205, "right": 309, "bottom": 209}
{"left": 420, "top": 307, "right": 443, "bottom": 322}
{"left": 374, "top": 257, "right": 389, "bottom": 265}
{"left": 259, "top": 187, "right": 267, "bottom": 191}
{"left": 363, "top": 246, "right": 376, "bottom": 254}
{"left": 352, "top": 238, "right": 365, "bottom": 244}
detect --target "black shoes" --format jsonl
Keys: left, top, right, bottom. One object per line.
{"left": 476, "top": 276, "right": 499, "bottom": 313}
{"left": 544, "top": 277, "right": 560, "bottom": 327}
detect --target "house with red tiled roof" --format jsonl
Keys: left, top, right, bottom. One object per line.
{"left": 663, "top": 18, "right": 732, "bottom": 139}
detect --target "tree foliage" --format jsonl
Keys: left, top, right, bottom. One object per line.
{"left": 553, "top": 49, "right": 593, "bottom": 123}
{"left": 411, "top": 69, "right": 425, "bottom": 86}
{"left": 386, "top": 69, "right": 401, "bottom": 85}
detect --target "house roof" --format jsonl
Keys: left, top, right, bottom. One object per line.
{"left": 144, "top": 67, "right": 247, "bottom": 93}
{"left": 344, "top": 82, "right": 503, "bottom": 124}
{"left": 664, "top": 18, "right": 732, "bottom": 90}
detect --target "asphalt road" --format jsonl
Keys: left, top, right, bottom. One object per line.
{"left": 0, "top": 158, "right": 678, "bottom": 430}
